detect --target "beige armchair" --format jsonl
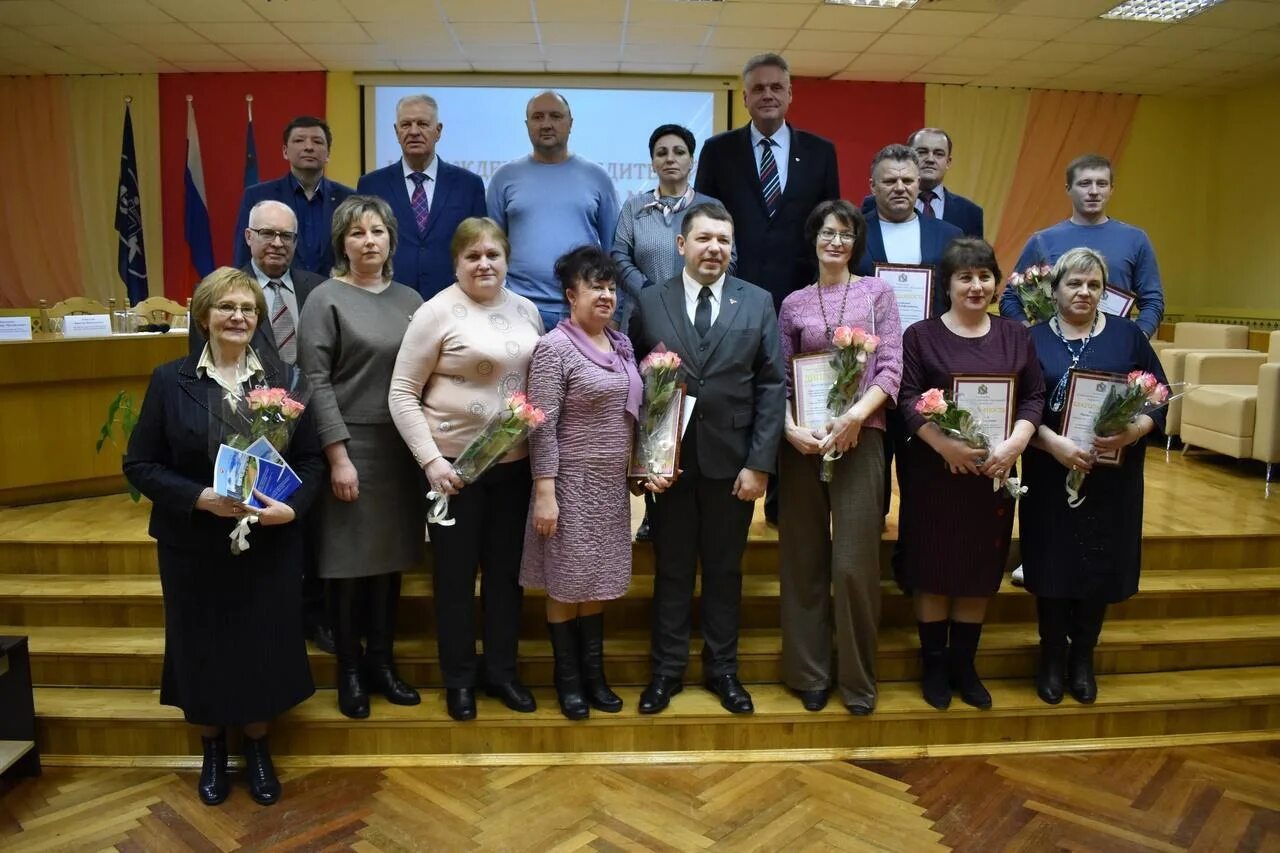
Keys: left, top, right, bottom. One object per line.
{"left": 1155, "top": 322, "right": 1252, "bottom": 445}
{"left": 1180, "top": 330, "right": 1280, "bottom": 482}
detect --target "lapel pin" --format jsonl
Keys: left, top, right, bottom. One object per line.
{"left": 729, "top": 297, "right": 738, "bottom": 305}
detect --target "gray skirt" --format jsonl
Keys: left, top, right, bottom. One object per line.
{"left": 314, "top": 422, "right": 426, "bottom": 579}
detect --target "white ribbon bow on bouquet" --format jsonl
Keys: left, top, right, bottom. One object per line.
{"left": 425, "top": 490, "right": 456, "bottom": 526}
{"left": 229, "top": 513, "right": 260, "bottom": 555}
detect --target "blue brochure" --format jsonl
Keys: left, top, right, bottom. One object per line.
{"left": 213, "top": 442, "right": 301, "bottom": 509}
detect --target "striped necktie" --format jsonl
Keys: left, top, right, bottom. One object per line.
{"left": 920, "top": 189, "right": 937, "bottom": 219}
{"left": 409, "top": 171, "right": 430, "bottom": 236}
{"left": 267, "top": 280, "right": 296, "bottom": 364}
{"left": 759, "top": 139, "right": 781, "bottom": 218}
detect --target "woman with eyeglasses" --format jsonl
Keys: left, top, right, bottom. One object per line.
{"left": 777, "top": 199, "right": 902, "bottom": 716}
{"left": 1019, "top": 247, "right": 1167, "bottom": 706}
{"left": 125, "top": 267, "right": 325, "bottom": 806}
{"left": 297, "top": 195, "right": 425, "bottom": 721}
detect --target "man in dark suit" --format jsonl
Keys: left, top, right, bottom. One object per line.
{"left": 694, "top": 52, "right": 840, "bottom": 312}
{"left": 856, "top": 144, "right": 963, "bottom": 319}
{"left": 628, "top": 202, "right": 785, "bottom": 716}
{"left": 356, "top": 94, "right": 486, "bottom": 300}
{"left": 192, "top": 200, "right": 324, "bottom": 363}
{"left": 860, "top": 128, "right": 984, "bottom": 239}
{"left": 233, "top": 116, "right": 354, "bottom": 276}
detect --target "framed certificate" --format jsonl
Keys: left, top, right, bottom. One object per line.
{"left": 1062, "top": 369, "right": 1128, "bottom": 466}
{"left": 952, "top": 375, "right": 1014, "bottom": 444}
{"left": 874, "top": 263, "right": 933, "bottom": 327}
{"left": 628, "top": 386, "right": 686, "bottom": 480}
{"left": 1099, "top": 286, "right": 1136, "bottom": 318}
{"left": 791, "top": 351, "right": 837, "bottom": 430}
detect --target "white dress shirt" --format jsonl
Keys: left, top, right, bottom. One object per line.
{"left": 749, "top": 122, "right": 791, "bottom": 192}
{"left": 250, "top": 261, "right": 299, "bottom": 322}
{"left": 918, "top": 183, "right": 946, "bottom": 219}
{"left": 197, "top": 344, "right": 265, "bottom": 399}
{"left": 682, "top": 269, "right": 726, "bottom": 327}
{"left": 881, "top": 216, "right": 923, "bottom": 265}
{"left": 402, "top": 156, "right": 438, "bottom": 208}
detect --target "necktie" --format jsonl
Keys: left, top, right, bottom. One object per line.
{"left": 409, "top": 171, "right": 430, "bottom": 236}
{"left": 694, "top": 286, "right": 712, "bottom": 338}
{"left": 758, "top": 139, "right": 781, "bottom": 218}
{"left": 920, "top": 189, "right": 937, "bottom": 219}
{"left": 268, "top": 280, "right": 296, "bottom": 364}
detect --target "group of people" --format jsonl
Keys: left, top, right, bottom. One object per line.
{"left": 123, "top": 52, "right": 1169, "bottom": 807}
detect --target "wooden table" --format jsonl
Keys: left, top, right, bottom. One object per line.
{"left": 0, "top": 332, "right": 188, "bottom": 505}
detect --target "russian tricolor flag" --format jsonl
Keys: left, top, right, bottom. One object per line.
{"left": 183, "top": 96, "right": 215, "bottom": 278}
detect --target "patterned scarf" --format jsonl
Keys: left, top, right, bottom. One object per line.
{"left": 639, "top": 185, "right": 695, "bottom": 226}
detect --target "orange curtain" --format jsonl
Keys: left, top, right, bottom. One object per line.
{"left": 994, "top": 91, "right": 1139, "bottom": 278}
{"left": 0, "top": 77, "right": 88, "bottom": 308}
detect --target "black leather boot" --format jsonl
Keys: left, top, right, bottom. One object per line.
{"left": 197, "top": 730, "right": 229, "bottom": 805}
{"left": 547, "top": 619, "right": 589, "bottom": 720}
{"left": 917, "top": 620, "right": 951, "bottom": 710}
{"left": 1067, "top": 600, "right": 1106, "bottom": 704}
{"left": 948, "top": 621, "right": 992, "bottom": 710}
{"left": 578, "top": 613, "right": 622, "bottom": 712}
{"left": 332, "top": 578, "right": 369, "bottom": 719}
{"left": 242, "top": 735, "right": 281, "bottom": 806}
{"left": 363, "top": 573, "right": 420, "bottom": 706}
{"left": 1035, "top": 597, "right": 1069, "bottom": 705}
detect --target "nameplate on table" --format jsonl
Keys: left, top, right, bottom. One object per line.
{"left": 62, "top": 314, "right": 113, "bottom": 337}
{"left": 0, "top": 316, "right": 33, "bottom": 341}
{"left": 1098, "top": 286, "right": 1136, "bottom": 319}
{"left": 873, "top": 263, "right": 932, "bottom": 328}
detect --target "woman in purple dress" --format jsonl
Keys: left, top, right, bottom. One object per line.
{"left": 521, "top": 246, "right": 644, "bottom": 720}
{"left": 898, "top": 238, "right": 1044, "bottom": 711}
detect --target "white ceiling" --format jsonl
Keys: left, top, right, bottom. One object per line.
{"left": 0, "top": 0, "right": 1278, "bottom": 96}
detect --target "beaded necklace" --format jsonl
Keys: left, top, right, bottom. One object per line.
{"left": 816, "top": 278, "right": 853, "bottom": 341}
{"left": 1048, "top": 311, "right": 1099, "bottom": 412}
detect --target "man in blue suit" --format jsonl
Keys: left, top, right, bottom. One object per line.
{"left": 861, "top": 128, "right": 983, "bottom": 239}
{"left": 233, "top": 116, "right": 354, "bottom": 276}
{"left": 856, "top": 144, "right": 963, "bottom": 319}
{"left": 357, "top": 94, "right": 487, "bottom": 300}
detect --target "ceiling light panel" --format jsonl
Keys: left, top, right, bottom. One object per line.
{"left": 824, "top": 1, "right": 919, "bottom": 8}
{"left": 1101, "top": 0, "right": 1224, "bottom": 23}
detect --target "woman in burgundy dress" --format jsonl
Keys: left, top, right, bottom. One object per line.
{"left": 521, "top": 246, "right": 643, "bottom": 720}
{"left": 898, "top": 238, "right": 1044, "bottom": 711}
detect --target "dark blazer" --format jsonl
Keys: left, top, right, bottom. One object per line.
{"left": 628, "top": 274, "right": 785, "bottom": 479}
{"left": 356, "top": 158, "right": 487, "bottom": 300}
{"left": 861, "top": 188, "right": 984, "bottom": 238}
{"left": 232, "top": 175, "right": 354, "bottom": 274}
{"left": 187, "top": 266, "right": 325, "bottom": 360}
{"left": 123, "top": 353, "right": 324, "bottom": 550}
{"left": 694, "top": 124, "right": 840, "bottom": 310}
{"left": 856, "top": 209, "right": 964, "bottom": 319}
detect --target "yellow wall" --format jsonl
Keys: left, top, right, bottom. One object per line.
{"left": 325, "top": 71, "right": 361, "bottom": 188}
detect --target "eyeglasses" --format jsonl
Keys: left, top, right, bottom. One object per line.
{"left": 213, "top": 303, "right": 259, "bottom": 317}
{"left": 249, "top": 228, "right": 297, "bottom": 244}
{"left": 818, "top": 228, "right": 856, "bottom": 245}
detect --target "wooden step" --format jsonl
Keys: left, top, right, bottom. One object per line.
{"left": 32, "top": 666, "right": 1280, "bottom": 763}
{"left": 5, "top": 567, "right": 1280, "bottom": 631}
{"left": 13, "top": 614, "right": 1280, "bottom": 689}
{"left": 0, "top": 739, "right": 35, "bottom": 774}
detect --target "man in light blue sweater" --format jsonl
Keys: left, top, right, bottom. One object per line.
{"left": 487, "top": 91, "right": 620, "bottom": 331}
{"left": 1000, "top": 154, "right": 1164, "bottom": 337}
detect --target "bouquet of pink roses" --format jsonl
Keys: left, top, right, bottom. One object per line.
{"left": 1009, "top": 263, "right": 1055, "bottom": 324}
{"left": 1065, "top": 370, "right": 1169, "bottom": 508}
{"left": 915, "top": 388, "right": 1027, "bottom": 498}
{"left": 820, "top": 325, "right": 880, "bottom": 482}
{"left": 233, "top": 387, "right": 307, "bottom": 452}
{"left": 427, "top": 392, "right": 547, "bottom": 525}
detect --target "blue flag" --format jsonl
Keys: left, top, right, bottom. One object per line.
{"left": 244, "top": 102, "right": 259, "bottom": 187}
{"left": 183, "top": 98, "right": 215, "bottom": 278}
{"left": 115, "top": 102, "right": 148, "bottom": 304}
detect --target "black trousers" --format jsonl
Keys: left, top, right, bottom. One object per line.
{"left": 648, "top": 429, "right": 755, "bottom": 680}
{"left": 428, "top": 457, "right": 531, "bottom": 688}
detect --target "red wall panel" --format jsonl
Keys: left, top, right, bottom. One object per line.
{"left": 788, "top": 78, "right": 926, "bottom": 205}
{"left": 158, "top": 72, "right": 327, "bottom": 300}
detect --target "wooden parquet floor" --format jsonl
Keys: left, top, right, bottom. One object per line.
{"left": 3, "top": 743, "right": 1279, "bottom": 852}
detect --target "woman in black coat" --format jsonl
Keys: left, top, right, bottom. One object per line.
{"left": 124, "top": 267, "right": 324, "bottom": 807}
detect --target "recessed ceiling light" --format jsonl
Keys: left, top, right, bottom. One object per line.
{"left": 1100, "top": 0, "right": 1224, "bottom": 23}
{"left": 823, "top": 0, "right": 920, "bottom": 8}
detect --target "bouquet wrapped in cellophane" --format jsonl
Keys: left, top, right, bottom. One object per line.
{"left": 820, "top": 325, "right": 880, "bottom": 482}
{"left": 634, "top": 346, "right": 684, "bottom": 477}
{"left": 915, "top": 388, "right": 1027, "bottom": 498}
{"left": 426, "top": 392, "right": 546, "bottom": 526}
{"left": 1009, "top": 263, "right": 1055, "bottom": 324}
{"left": 210, "top": 376, "right": 312, "bottom": 555}
{"left": 1065, "top": 370, "right": 1169, "bottom": 508}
